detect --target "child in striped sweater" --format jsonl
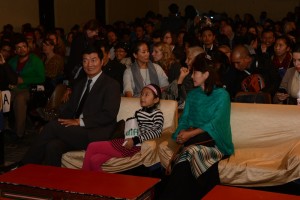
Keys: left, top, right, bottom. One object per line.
{"left": 82, "top": 84, "right": 164, "bottom": 171}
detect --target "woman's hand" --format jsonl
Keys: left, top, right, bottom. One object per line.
{"left": 177, "top": 129, "right": 194, "bottom": 144}
{"left": 123, "top": 138, "right": 134, "bottom": 149}
{"left": 276, "top": 92, "right": 289, "bottom": 102}
{"left": 177, "top": 67, "right": 190, "bottom": 84}
{"left": 58, "top": 118, "right": 80, "bottom": 127}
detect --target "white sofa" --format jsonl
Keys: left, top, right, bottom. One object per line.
{"left": 159, "top": 103, "right": 300, "bottom": 187}
{"left": 61, "top": 97, "right": 178, "bottom": 173}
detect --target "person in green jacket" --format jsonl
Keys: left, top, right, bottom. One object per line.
{"left": 8, "top": 36, "right": 45, "bottom": 139}
{"left": 160, "top": 53, "right": 234, "bottom": 200}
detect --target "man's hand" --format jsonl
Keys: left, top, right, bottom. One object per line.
{"left": 58, "top": 118, "right": 80, "bottom": 127}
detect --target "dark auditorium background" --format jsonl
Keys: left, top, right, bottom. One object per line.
{"left": 0, "top": 0, "right": 299, "bottom": 32}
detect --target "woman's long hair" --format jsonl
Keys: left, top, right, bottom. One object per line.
{"left": 192, "top": 53, "right": 218, "bottom": 95}
{"left": 153, "top": 42, "right": 175, "bottom": 72}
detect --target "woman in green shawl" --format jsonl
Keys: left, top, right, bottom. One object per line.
{"left": 160, "top": 53, "right": 234, "bottom": 200}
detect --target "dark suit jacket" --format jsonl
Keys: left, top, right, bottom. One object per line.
{"left": 60, "top": 72, "right": 121, "bottom": 142}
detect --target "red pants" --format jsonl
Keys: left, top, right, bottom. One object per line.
{"left": 82, "top": 141, "right": 123, "bottom": 171}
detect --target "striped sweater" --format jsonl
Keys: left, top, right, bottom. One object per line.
{"left": 111, "top": 107, "right": 164, "bottom": 157}
{"left": 133, "top": 108, "right": 164, "bottom": 145}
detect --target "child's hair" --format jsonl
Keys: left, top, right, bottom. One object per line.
{"left": 143, "top": 84, "right": 161, "bottom": 107}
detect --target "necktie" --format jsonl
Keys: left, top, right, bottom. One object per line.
{"left": 75, "top": 79, "right": 92, "bottom": 118}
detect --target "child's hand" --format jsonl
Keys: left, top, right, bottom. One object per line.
{"left": 123, "top": 138, "right": 134, "bottom": 149}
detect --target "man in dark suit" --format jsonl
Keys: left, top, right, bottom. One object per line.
{"left": 21, "top": 46, "right": 121, "bottom": 166}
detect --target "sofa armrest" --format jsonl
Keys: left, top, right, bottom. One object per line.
{"left": 61, "top": 150, "right": 85, "bottom": 169}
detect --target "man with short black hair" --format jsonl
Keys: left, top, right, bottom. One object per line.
{"left": 8, "top": 36, "right": 45, "bottom": 139}
{"left": 21, "top": 46, "right": 121, "bottom": 166}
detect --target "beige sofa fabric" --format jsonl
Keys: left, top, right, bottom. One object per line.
{"left": 159, "top": 103, "right": 300, "bottom": 187}
{"left": 61, "top": 97, "right": 178, "bottom": 172}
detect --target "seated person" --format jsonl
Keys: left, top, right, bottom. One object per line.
{"left": 8, "top": 36, "right": 45, "bottom": 139}
{"left": 159, "top": 54, "right": 234, "bottom": 200}
{"left": 274, "top": 43, "right": 300, "bottom": 105}
{"left": 228, "top": 44, "right": 280, "bottom": 99}
{"left": 272, "top": 35, "right": 293, "bottom": 79}
{"left": 161, "top": 46, "right": 204, "bottom": 108}
{"left": 151, "top": 42, "right": 181, "bottom": 83}
{"left": 100, "top": 41, "right": 126, "bottom": 93}
{"left": 123, "top": 41, "right": 169, "bottom": 97}
{"left": 114, "top": 41, "right": 132, "bottom": 68}
{"left": 200, "top": 27, "right": 218, "bottom": 56}
{"left": 41, "top": 38, "right": 65, "bottom": 97}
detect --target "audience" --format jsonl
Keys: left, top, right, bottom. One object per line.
{"left": 1, "top": 6, "right": 300, "bottom": 197}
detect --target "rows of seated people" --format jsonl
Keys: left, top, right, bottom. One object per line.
{"left": 0, "top": 5, "right": 300, "bottom": 141}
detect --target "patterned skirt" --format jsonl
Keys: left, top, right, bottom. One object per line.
{"left": 174, "top": 144, "right": 223, "bottom": 179}
{"left": 111, "top": 138, "right": 141, "bottom": 157}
